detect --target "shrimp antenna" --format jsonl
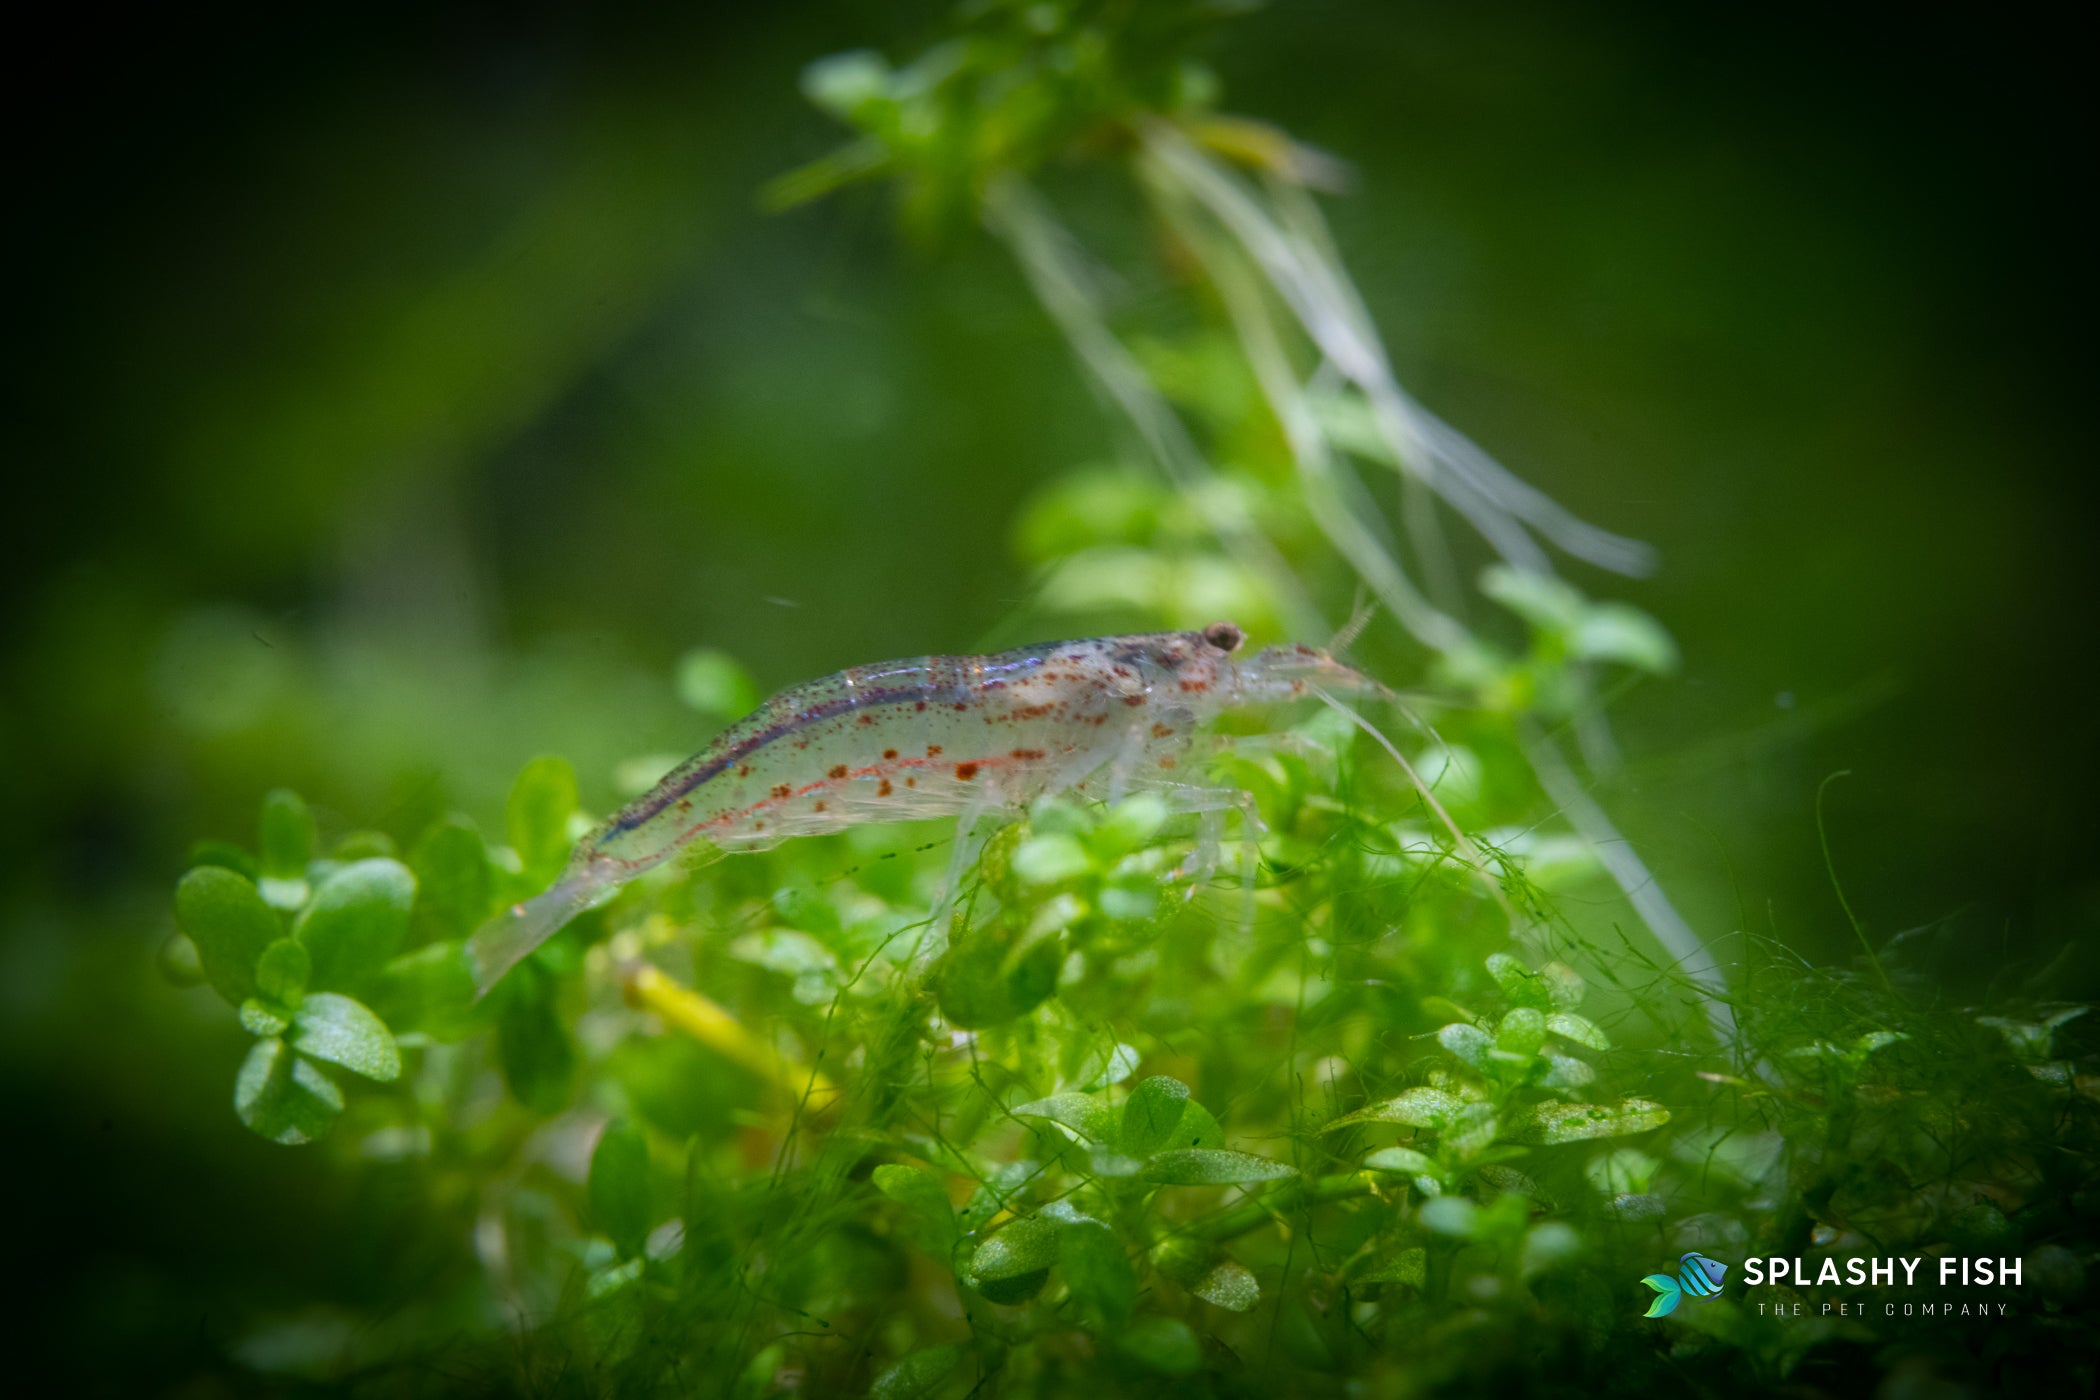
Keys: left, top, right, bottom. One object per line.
{"left": 1326, "top": 593, "right": 1377, "bottom": 656}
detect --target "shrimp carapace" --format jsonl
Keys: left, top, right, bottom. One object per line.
{"left": 467, "top": 623, "right": 1388, "bottom": 994}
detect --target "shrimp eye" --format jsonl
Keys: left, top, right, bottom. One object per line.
{"left": 1202, "top": 620, "right": 1245, "bottom": 654}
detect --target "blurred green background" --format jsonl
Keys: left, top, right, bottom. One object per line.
{"left": 7, "top": 1, "right": 2090, "bottom": 1389}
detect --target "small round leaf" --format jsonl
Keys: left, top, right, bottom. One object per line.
{"left": 293, "top": 859, "right": 415, "bottom": 988}
{"left": 234, "top": 1038, "right": 344, "bottom": 1145}
{"left": 288, "top": 992, "right": 401, "bottom": 1082}
{"left": 175, "top": 866, "right": 280, "bottom": 1007}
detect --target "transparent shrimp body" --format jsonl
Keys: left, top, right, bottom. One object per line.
{"left": 467, "top": 620, "right": 1386, "bottom": 993}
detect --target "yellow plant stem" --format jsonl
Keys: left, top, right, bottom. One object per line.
{"left": 622, "top": 962, "right": 840, "bottom": 1112}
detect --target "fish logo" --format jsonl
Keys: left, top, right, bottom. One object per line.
{"left": 1640, "top": 1252, "right": 1728, "bottom": 1317}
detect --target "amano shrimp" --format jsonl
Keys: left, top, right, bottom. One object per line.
{"left": 467, "top": 621, "right": 1388, "bottom": 994}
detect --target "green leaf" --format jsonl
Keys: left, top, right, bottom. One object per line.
{"left": 1443, "top": 1102, "right": 1503, "bottom": 1158}
{"left": 255, "top": 938, "right": 310, "bottom": 1005}
{"left": 239, "top": 998, "right": 289, "bottom": 1037}
{"left": 1849, "top": 1029, "right": 1908, "bottom": 1063}
{"left": 1484, "top": 953, "right": 1537, "bottom": 999}
{"left": 1012, "top": 832, "right": 1092, "bottom": 885}
{"left": 1438, "top": 1022, "right": 1493, "bottom": 1069}
{"left": 873, "top": 1164, "right": 956, "bottom": 1255}
{"left": 174, "top": 866, "right": 281, "bottom": 1006}
{"left": 1192, "top": 1259, "right": 1260, "bottom": 1312}
{"left": 1324, "top": 1087, "right": 1462, "bottom": 1132}
{"left": 1090, "top": 794, "right": 1168, "bottom": 860}
{"left": 257, "top": 789, "right": 315, "bottom": 907}
{"left": 1546, "top": 1012, "right": 1609, "bottom": 1050}
{"left": 498, "top": 984, "right": 574, "bottom": 1114}
{"left": 330, "top": 830, "right": 397, "bottom": 861}
{"left": 935, "top": 918, "right": 1061, "bottom": 1028}
{"left": 369, "top": 941, "right": 479, "bottom": 1040}
{"left": 288, "top": 993, "right": 400, "bottom": 1082}
{"left": 1076, "top": 1041, "right": 1142, "bottom": 1092}
{"left": 1143, "top": 1149, "right": 1296, "bottom": 1185}
{"left": 411, "top": 817, "right": 493, "bottom": 938}
{"left": 1540, "top": 961, "right": 1586, "bottom": 1010}
{"left": 1573, "top": 603, "right": 1678, "bottom": 673}
{"left": 1011, "top": 1092, "right": 1117, "bottom": 1143}
{"left": 157, "top": 932, "right": 205, "bottom": 987}
{"left": 1496, "top": 1007, "right": 1548, "bottom": 1058}
{"left": 1419, "top": 1196, "right": 1477, "bottom": 1237}
{"left": 972, "top": 1216, "right": 1062, "bottom": 1281}
{"left": 870, "top": 1343, "right": 961, "bottom": 1400}
{"left": 233, "top": 1038, "right": 343, "bottom": 1145}
{"left": 1527, "top": 1098, "right": 1670, "bottom": 1144}
{"left": 1356, "top": 1247, "right": 1427, "bottom": 1288}
{"left": 1480, "top": 564, "right": 1584, "bottom": 635}
{"left": 1586, "top": 1148, "right": 1659, "bottom": 1196}
{"left": 1119, "top": 1076, "right": 1191, "bottom": 1157}
{"left": 187, "top": 840, "right": 257, "bottom": 880}
{"left": 507, "top": 756, "right": 579, "bottom": 883}
{"left": 258, "top": 788, "right": 315, "bottom": 881}
{"left": 292, "top": 858, "right": 415, "bottom": 988}
{"left": 973, "top": 1267, "right": 1051, "bottom": 1306}
{"left": 801, "top": 48, "right": 891, "bottom": 121}
{"left": 1061, "top": 1221, "right": 1136, "bottom": 1330}
{"left": 1364, "top": 1146, "right": 1438, "bottom": 1176}
{"left": 1177, "top": 1101, "right": 1227, "bottom": 1151}
{"left": 675, "top": 648, "right": 760, "bottom": 719}
{"left": 1520, "top": 1221, "right": 1582, "bottom": 1277}
{"left": 1116, "top": 1316, "right": 1201, "bottom": 1376}
{"left": 588, "top": 1119, "right": 653, "bottom": 1258}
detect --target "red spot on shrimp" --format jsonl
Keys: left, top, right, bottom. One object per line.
{"left": 814, "top": 800, "right": 828, "bottom": 812}
{"left": 738, "top": 765, "right": 751, "bottom": 777}
{"left": 953, "top": 702, "right": 968, "bottom": 712}
{"left": 828, "top": 765, "right": 848, "bottom": 779}
{"left": 955, "top": 762, "right": 979, "bottom": 781}
{"left": 883, "top": 749, "right": 897, "bottom": 760}
{"left": 1159, "top": 756, "right": 1177, "bottom": 769}
{"left": 678, "top": 799, "right": 693, "bottom": 811}
{"left": 771, "top": 785, "right": 792, "bottom": 799}
{"left": 1011, "top": 748, "right": 1045, "bottom": 761}
{"left": 1179, "top": 679, "right": 1208, "bottom": 692}
{"left": 857, "top": 713, "right": 875, "bottom": 725}
{"left": 1151, "top": 723, "right": 1174, "bottom": 738}
{"left": 927, "top": 745, "right": 943, "bottom": 756}
{"left": 878, "top": 780, "right": 893, "bottom": 797}
{"left": 904, "top": 776, "right": 916, "bottom": 787}
{"left": 1122, "top": 694, "right": 1147, "bottom": 707}
{"left": 915, "top": 700, "right": 927, "bottom": 711}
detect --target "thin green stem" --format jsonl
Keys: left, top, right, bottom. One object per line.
{"left": 1815, "top": 770, "right": 1896, "bottom": 998}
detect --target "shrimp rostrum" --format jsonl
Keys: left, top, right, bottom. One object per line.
{"left": 468, "top": 621, "right": 1390, "bottom": 994}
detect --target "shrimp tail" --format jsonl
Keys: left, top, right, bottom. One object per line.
{"left": 467, "top": 871, "right": 614, "bottom": 1000}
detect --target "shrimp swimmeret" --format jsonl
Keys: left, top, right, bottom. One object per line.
{"left": 467, "top": 621, "right": 1389, "bottom": 995}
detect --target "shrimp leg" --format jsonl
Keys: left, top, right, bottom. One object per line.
{"left": 914, "top": 782, "right": 1004, "bottom": 975}
{"left": 1132, "top": 777, "right": 1267, "bottom": 902}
